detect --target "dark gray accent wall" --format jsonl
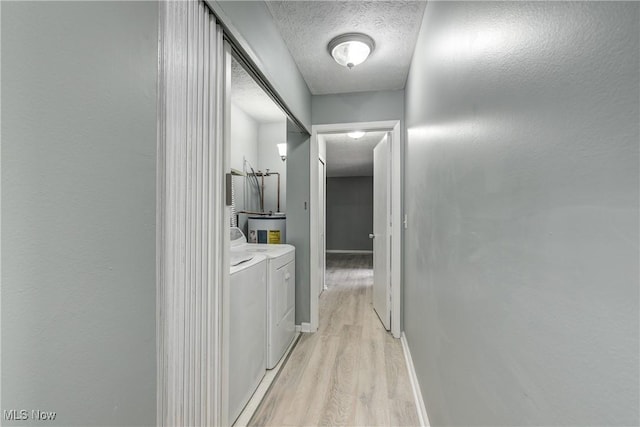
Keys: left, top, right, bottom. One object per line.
{"left": 326, "top": 177, "right": 373, "bottom": 251}
{"left": 2, "top": 2, "right": 158, "bottom": 425}
{"left": 286, "top": 120, "right": 311, "bottom": 325}
{"left": 404, "top": 2, "right": 639, "bottom": 426}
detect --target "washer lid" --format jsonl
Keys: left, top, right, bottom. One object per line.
{"left": 243, "top": 243, "right": 295, "bottom": 258}
{"left": 230, "top": 252, "right": 254, "bottom": 266}
{"left": 230, "top": 252, "right": 267, "bottom": 275}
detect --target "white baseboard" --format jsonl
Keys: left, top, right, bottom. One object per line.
{"left": 299, "top": 322, "right": 313, "bottom": 333}
{"left": 401, "top": 332, "right": 431, "bottom": 427}
{"left": 295, "top": 325, "right": 302, "bottom": 333}
{"left": 326, "top": 250, "right": 373, "bottom": 254}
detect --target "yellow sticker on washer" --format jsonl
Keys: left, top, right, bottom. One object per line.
{"left": 268, "top": 230, "right": 281, "bottom": 244}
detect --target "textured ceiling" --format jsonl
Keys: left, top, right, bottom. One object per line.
{"left": 231, "top": 58, "right": 286, "bottom": 123}
{"left": 324, "top": 131, "right": 387, "bottom": 177}
{"left": 265, "top": 1, "right": 427, "bottom": 95}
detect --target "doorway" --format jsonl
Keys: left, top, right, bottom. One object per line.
{"left": 310, "top": 121, "right": 402, "bottom": 338}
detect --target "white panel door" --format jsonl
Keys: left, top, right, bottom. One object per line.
{"left": 318, "top": 158, "right": 326, "bottom": 295}
{"left": 372, "top": 136, "right": 390, "bottom": 330}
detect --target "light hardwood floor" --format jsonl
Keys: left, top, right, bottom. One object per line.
{"left": 249, "top": 253, "right": 419, "bottom": 427}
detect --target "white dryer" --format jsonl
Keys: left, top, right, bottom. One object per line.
{"left": 230, "top": 227, "right": 296, "bottom": 369}
{"left": 229, "top": 243, "right": 267, "bottom": 424}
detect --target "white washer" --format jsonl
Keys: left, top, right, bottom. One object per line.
{"left": 231, "top": 227, "right": 296, "bottom": 369}
{"left": 229, "top": 244, "right": 267, "bottom": 424}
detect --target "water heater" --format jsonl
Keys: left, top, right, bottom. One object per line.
{"left": 247, "top": 216, "right": 286, "bottom": 244}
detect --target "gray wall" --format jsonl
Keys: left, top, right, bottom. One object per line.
{"left": 286, "top": 121, "right": 311, "bottom": 325}
{"left": 403, "top": 2, "right": 639, "bottom": 426}
{"left": 312, "top": 89, "right": 404, "bottom": 125}
{"left": 212, "top": 0, "right": 312, "bottom": 131}
{"left": 2, "top": 2, "right": 158, "bottom": 425}
{"left": 326, "top": 177, "right": 373, "bottom": 251}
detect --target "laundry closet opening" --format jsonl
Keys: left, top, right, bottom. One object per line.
{"left": 226, "top": 52, "right": 309, "bottom": 426}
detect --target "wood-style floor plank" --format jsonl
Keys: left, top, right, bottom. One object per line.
{"left": 354, "top": 334, "right": 390, "bottom": 427}
{"left": 248, "top": 253, "right": 419, "bottom": 427}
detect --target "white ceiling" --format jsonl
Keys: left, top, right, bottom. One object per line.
{"left": 231, "top": 58, "right": 286, "bottom": 123}
{"left": 265, "top": 1, "right": 427, "bottom": 95}
{"left": 324, "top": 131, "right": 386, "bottom": 177}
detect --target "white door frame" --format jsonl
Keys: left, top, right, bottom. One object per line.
{"left": 310, "top": 120, "right": 401, "bottom": 338}
{"left": 318, "top": 156, "right": 327, "bottom": 294}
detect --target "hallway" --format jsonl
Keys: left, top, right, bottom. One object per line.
{"left": 3, "top": 1, "right": 637, "bottom": 426}
{"left": 249, "top": 254, "right": 418, "bottom": 426}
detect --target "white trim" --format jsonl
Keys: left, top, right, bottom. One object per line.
{"left": 390, "top": 122, "right": 402, "bottom": 339}
{"left": 310, "top": 121, "right": 402, "bottom": 338}
{"left": 299, "top": 322, "right": 313, "bottom": 333}
{"left": 0, "top": 0, "right": 3, "bottom": 411}
{"left": 318, "top": 157, "right": 327, "bottom": 296}
{"left": 326, "top": 250, "right": 374, "bottom": 255}
{"left": 401, "top": 333, "right": 431, "bottom": 427}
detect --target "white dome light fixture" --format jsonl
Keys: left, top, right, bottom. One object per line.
{"left": 348, "top": 131, "right": 365, "bottom": 139}
{"left": 328, "top": 33, "right": 375, "bottom": 70}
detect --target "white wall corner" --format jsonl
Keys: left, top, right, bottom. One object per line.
{"left": 401, "top": 332, "right": 431, "bottom": 427}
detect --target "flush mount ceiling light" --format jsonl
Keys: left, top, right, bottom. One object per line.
{"left": 328, "top": 33, "right": 375, "bottom": 70}
{"left": 347, "top": 131, "right": 365, "bottom": 139}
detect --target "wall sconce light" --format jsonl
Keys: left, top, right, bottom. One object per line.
{"left": 277, "top": 143, "right": 287, "bottom": 161}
